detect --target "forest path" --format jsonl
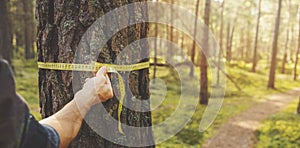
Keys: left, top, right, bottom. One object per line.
{"left": 203, "top": 87, "right": 300, "bottom": 148}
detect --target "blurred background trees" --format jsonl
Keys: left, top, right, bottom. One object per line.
{"left": 0, "top": 0, "right": 300, "bottom": 102}
{"left": 2, "top": 0, "right": 300, "bottom": 147}
{"left": 0, "top": 0, "right": 35, "bottom": 63}
{"left": 147, "top": 0, "right": 300, "bottom": 88}
{"left": 146, "top": 0, "right": 300, "bottom": 106}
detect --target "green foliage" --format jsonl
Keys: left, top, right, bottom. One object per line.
{"left": 256, "top": 102, "right": 300, "bottom": 148}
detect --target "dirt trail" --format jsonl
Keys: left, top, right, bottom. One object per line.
{"left": 203, "top": 88, "right": 300, "bottom": 148}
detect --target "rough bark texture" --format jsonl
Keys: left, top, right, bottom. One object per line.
{"left": 0, "top": 0, "right": 13, "bottom": 64}
{"left": 200, "top": 0, "right": 210, "bottom": 105}
{"left": 267, "top": 0, "right": 282, "bottom": 89}
{"left": 36, "top": 0, "right": 154, "bottom": 147}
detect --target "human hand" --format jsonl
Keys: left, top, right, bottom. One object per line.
{"left": 94, "top": 66, "right": 114, "bottom": 102}
{"left": 79, "top": 67, "right": 113, "bottom": 105}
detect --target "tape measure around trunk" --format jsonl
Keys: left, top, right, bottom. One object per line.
{"left": 37, "top": 61, "right": 150, "bottom": 134}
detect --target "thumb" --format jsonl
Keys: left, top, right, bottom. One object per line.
{"left": 96, "top": 66, "right": 107, "bottom": 77}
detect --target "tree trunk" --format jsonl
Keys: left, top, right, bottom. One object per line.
{"left": 228, "top": 23, "right": 235, "bottom": 63}
{"left": 36, "top": 0, "right": 154, "bottom": 147}
{"left": 290, "top": 26, "right": 295, "bottom": 62}
{"left": 190, "top": 0, "right": 200, "bottom": 77}
{"left": 153, "top": 1, "right": 158, "bottom": 81}
{"left": 252, "top": 0, "right": 262, "bottom": 73}
{"left": 246, "top": 22, "right": 253, "bottom": 62}
{"left": 167, "top": 0, "right": 174, "bottom": 62}
{"left": 239, "top": 31, "right": 245, "bottom": 59}
{"left": 281, "top": 0, "right": 291, "bottom": 74}
{"left": 0, "top": 0, "right": 13, "bottom": 64}
{"left": 217, "top": 0, "right": 225, "bottom": 85}
{"left": 226, "top": 22, "right": 234, "bottom": 62}
{"left": 181, "top": 33, "right": 184, "bottom": 49}
{"left": 297, "top": 96, "right": 300, "bottom": 114}
{"left": 267, "top": 0, "right": 282, "bottom": 89}
{"left": 200, "top": 0, "right": 210, "bottom": 105}
{"left": 281, "top": 29, "right": 289, "bottom": 74}
{"left": 14, "top": 2, "right": 23, "bottom": 53}
{"left": 22, "top": 0, "right": 31, "bottom": 59}
{"left": 294, "top": 1, "right": 300, "bottom": 81}
{"left": 226, "top": 23, "right": 230, "bottom": 62}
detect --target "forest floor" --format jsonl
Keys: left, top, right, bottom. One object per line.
{"left": 203, "top": 87, "right": 300, "bottom": 148}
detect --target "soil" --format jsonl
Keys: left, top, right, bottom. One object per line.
{"left": 203, "top": 88, "right": 300, "bottom": 148}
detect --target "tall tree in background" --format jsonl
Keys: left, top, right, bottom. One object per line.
{"left": 217, "top": 0, "right": 225, "bottom": 85}
{"left": 297, "top": 96, "right": 300, "bottom": 114}
{"left": 246, "top": 22, "right": 253, "bottom": 62}
{"left": 281, "top": 0, "right": 291, "bottom": 74}
{"left": 167, "top": 0, "right": 174, "bottom": 62}
{"left": 22, "top": 0, "right": 35, "bottom": 59}
{"left": 294, "top": 0, "right": 300, "bottom": 81}
{"left": 10, "top": 0, "right": 36, "bottom": 58}
{"left": 0, "top": 0, "right": 13, "bottom": 64}
{"left": 281, "top": 29, "right": 289, "bottom": 74}
{"left": 36, "top": 0, "right": 154, "bottom": 147}
{"left": 153, "top": 0, "right": 158, "bottom": 81}
{"left": 290, "top": 26, "right": 295, "bottom": 62}
{"left": 190, "top": 0, "right": 200, "bottom": 77}
{"left": 252, "top": 0, "right": 262, "bottom": 73}
{"left": 200, "top": 0, "right": 210, "bottom": 105}
{"left": 226, "top": 22, "right": 235, "bottom": 62}
{"left": 267, "top": 0, "right": 282, "bottom": 89}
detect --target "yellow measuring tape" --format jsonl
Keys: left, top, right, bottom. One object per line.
{"left": 37, "top": 61, "right": 150, "bottom": 134}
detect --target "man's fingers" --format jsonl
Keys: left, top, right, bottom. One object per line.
{"left": 96, "top": 66, "right": 107, "bottom": 77}
{"left": 105, "top": 74, "right": 111, "bottom": 84}
{"left": 85, "top": 78, "right": 91, "bottom": 83}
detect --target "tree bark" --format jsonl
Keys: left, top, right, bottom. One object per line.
{"left": 200, "top": 0, "right": 210, "bottom": 105}
{"left": 0, "top": 0, "right": 13, "bottom": 64}
{"left": 153, "top": 1, "right": 158, "bottom": 82}
{"left": 267, "top": 0, "right": 282, "bottom": 89}
{"left": 217, "top": 0, "right": 225, "bottom": 85}
{"left": 294, "top": 1, "right": 300, "bottom": 81}
{"left": 226, "top": 22, "right": 234, "bottom": 63}
{"left": 281, "top": 29, "right": 289, "bottom": 74}
{"left": 228, "top": 23, "right": 235, "bottom": 63}
{"left": 167, "top": 0, "right": 174, "bottom": 62}
{"left": 190, "top": 0, "right": 200, "bottom": 77}
{"left": 290, "top": 26, "right": 295, "bottom": 62}
{"left": 281, "top": 0, "right": 291, "bottom": 74}
{"left": 297, "top": 96, "right": 300, "bottom": 114}
{"left": 252, "top": 0, "right": 262, "bottom": 73}
{"left": 239, "top": 31, "right": 245, "bottom": 59}
{"left": 22, "top": 0, "right": 31, "bottom": 59}
{"left": 36, "top": 0, "right": 154, "bottom": 147}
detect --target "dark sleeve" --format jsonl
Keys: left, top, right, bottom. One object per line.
{"left": 20, "top": 115, "right": 60, "bottom": 148}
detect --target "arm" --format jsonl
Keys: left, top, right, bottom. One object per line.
{"left": 39, "top": 67, "right": 113, "bottom": 148}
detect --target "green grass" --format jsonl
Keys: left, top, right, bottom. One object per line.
{"left": 255, "top": 100, "right": 300, "bottom": 148}
{"left": 12, "top": 58, "right": 300, "bottom": 147}
{"left": 13, "top": 58, "right": 41, "bottom": 120}
{"left": 150, "top": 62, "right": 300, "bottom": 147}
